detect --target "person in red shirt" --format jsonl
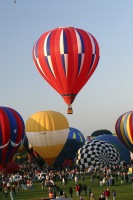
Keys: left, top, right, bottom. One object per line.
{"left": 104, "top": 188, "right": 110, "bottom": 200}
{"left": 76, "top": 184, "right": 80, "bottom": 196}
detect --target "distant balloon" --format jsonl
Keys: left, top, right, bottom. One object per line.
{"left": 94, "top": 134, "right": 130, "bottom": 163}
{"left": 91, "top": 129, "right": 112, "bottom": 138}
{"left": 26, "top": 110, "right": 69, "bottom": 166}
{"left": 76, "top": 140, "right": 120, "bottom": 169}
{"left": 32, "top": 27, "right": 100, "bottom": 114}
{"left": 115, "top": 111, "right": 133, "bottom": 152}
{"left": 53, "top": 127, "right": 85, "bottom": 168}
{"left": 0, "top": 106, "right": 25, "bottom": 167}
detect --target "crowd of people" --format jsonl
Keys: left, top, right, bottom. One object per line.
{"left": 0, "top": 159, "right": 133, "bottom": 199}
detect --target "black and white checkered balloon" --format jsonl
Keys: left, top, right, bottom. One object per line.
{"left": 76, "top": 140, "right": 120, "bottom": 169}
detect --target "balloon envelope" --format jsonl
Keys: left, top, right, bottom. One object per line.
{"left": 26, "top": 110, "right": 69, "bottom": 166}
{"left": 53, "top": 127, "right": 85, "bottom": 168}
{"left": 23, "top": 134, "right": 44, "bottom": 164}
{"left": 91, "top": 129, "right": 112, "bottom": 138}
{"left": 32, "top": 27, "right": 100, "bottom": 112}
{"left": 115, "top": 111, "right": 133, "bottom": 152}
{"left": 76, "top": 140, "right": 120, "bottom": 169}
{"left": 94, "top": 134, "right": 130, "bottom": 164}
{"left": 0, "top": 106, "right": 25, "bottom": 167}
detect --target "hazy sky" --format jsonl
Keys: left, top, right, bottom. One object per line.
{"left": 1, "top": 1, "right": 133, "bottom": 136}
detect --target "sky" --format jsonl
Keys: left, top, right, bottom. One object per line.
{"left": 1, "top": 0, "right": 133, "bottom": 136}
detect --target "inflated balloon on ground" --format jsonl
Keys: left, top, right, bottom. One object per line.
{"left": 76, "top": 140, "right": 120, "bottom": 169}
{"left": 53, "top": 127, "right": 85, "bottom": 168}
{"left": 26, "top": 110, "right": 69, "bottom": 166}
{"left": 0, "top": 106, "right": 25, "bottom": 167}
{"left": 91, "top": 129, "right": 112, "bottom": 138}
{"left": 94, "top": 134, "right": 130, "bottom": 164}
{"left": 115, "top": 111, "right": 133, "bottom": 152}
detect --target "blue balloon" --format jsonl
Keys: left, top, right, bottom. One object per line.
{"left": 53, "top": 127, "right": 85, "bottom": 168}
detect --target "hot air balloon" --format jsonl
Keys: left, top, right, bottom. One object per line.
{"left": 53, "top": 127, "right": 85, "bottom": 168}
{"left": 26, "top": 110, "right": 69, "bottom": 166}
{"left": 94, "top": 134, "right": 130, "bottom": 164}
{"left": 0, "top": 106, "right": 25, "bottom": 167}
{"left": 32, "top": 27, "right": 100, "bottom": 114}
{"left": 115, "top": 111, "right": 133, "bottom": 152}
{"left": 76, "top": 140, "right": 120, "bottom": 169}
{"left": 91, "top": 129, "right": 112, "bottom": 139}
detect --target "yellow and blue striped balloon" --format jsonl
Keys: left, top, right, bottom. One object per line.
{"left": 53, "top": 127, "right": 85, "bottom": 168}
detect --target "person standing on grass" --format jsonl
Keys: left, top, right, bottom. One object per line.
{"left": 104, "top": 188, "right": 110, "bottom": 200}
{"left": 41, "top": 180, "right": 45, "bottom": 190}
{"left": 69, "top": 186, "right": 73, "bottom": 197}
{"left": 87, "top": 185, "right": 92, "bottom": 197}
{"left": 76, "top": 184, "right": 82, "bottom": 196}
{"left": 112, "top": 190, "right": 116, "bottom": 200}
{"left": 75, "top": 175, "right": 78, "bottom": 184}
{"left": 11, "top": 184, "right": 16, "bottom": 197}
{"left": 83, "top": 183, "right": 87, "bottom": 195}
{"left": 4, "top": 187, "right": 8, "bottom": 198}
{"left": 10, "top": 188, "right": 15, "bottom": 200}
{"left": 59, "top": 188, "right": 63, "bottom": 196}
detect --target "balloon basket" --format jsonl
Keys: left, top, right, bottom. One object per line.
{"left": 67, "top": 108, "right": 73, "bottom": 114}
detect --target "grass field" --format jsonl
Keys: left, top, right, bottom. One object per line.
{"left": 0, "top": 175, "right": 133, "bottom": 200}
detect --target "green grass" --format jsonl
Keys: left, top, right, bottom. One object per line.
{"left": 0, "top": 176, "right": 133, "bottom": 200}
